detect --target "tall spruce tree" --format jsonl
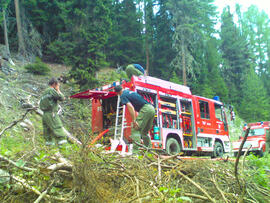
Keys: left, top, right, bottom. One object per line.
{"left": 193, "top": 39, "right": 229, "bottom": 102}
{"left": 167, "top": 0, "right": 217, "bottom": 85}
{"left": 50, "top": 0, "right": 112, "bottom": 89}
{"left": 143, "top": 0, "right": 155, "bottom": 75}
{"left": 22, "top": 0, "right": 65, "bottom": 46}
{"left": 239, "top": 67, "right": 270, "bottom": 121}
{"left": 0, "top": 0, "right": 12, "bottom": 56}
{"left": 106, "top": 0, "right": 144, "bottom": 67}
{"left": 220, "top": 7, "right": 253, "bottom": 106}
{"left": 237, "top": 5, "right": 270, "bottom": 98}
{"left": 152, "top": 0, "right": 175, "bottom": 79}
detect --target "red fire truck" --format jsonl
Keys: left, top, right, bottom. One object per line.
{"left": 232, "top": 121, "right": 270, "bottom": 156}
{"left": 71, "top": 75, "right": 230, "bottom": 157}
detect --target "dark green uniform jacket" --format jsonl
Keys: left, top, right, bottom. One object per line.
{"left": 41, "top": 87, "right": 66, "bottom": 143}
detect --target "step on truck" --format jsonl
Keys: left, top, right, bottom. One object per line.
{"left": 232, "top": 121, "right": 270, "bottom": 156}
{"left": 71, "top": 75, "right": 230, "bottom": 157}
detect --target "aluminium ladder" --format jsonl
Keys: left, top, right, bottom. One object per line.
{"left": 114, "top": 95, "right": 126, "bottom": 141}
{"left": 110, "top": 95, "right": 132, "bottom": 154}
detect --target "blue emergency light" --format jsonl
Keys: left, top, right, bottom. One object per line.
{"left": 213, "top": 96, "right": 220, "bottom": 101}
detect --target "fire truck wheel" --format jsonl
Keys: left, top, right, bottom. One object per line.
{"left": 212, "top": 141, "right": 224, "bottom": 158}
{"left": 234, "top": 152, "right": 238, "bottom": 157}
{"left": 258, "top": 149, "right": 265, "bottom": 157}
{"left": 166, "top": 138, "right": 181, "bottom": 155}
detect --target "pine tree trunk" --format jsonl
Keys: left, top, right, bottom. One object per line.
{"left": 181, "top": 37, "right": 187, "bottom": 85}
{"left": 145, "top": 40, "right": 149, "bottom": 76}
{"left": 3, "top": 10, "right": 11, "bottom": 57}
{"left": 14, "top": 0, "right": 26, "bottom": 56}
{"left": 144, "top": 0, "right": 149, "bottom": 76}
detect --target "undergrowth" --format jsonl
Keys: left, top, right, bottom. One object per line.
{"left": 246, "top": 154, "right": 270, "bottom": 190}
{"left": 24, "top": 57, "right": 50, "bottom": 75}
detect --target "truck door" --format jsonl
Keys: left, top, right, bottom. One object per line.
{"left": 214, "top": 103, "right": 228, "bottom": 135}
{"left": 179, "top": 98, "right": 196, "bottom": 149}
{"left": 92, "top": 99, "right": 103, "bottom": 133}
{"left": 196, "top": 99, "right": 215, "bottom": 134}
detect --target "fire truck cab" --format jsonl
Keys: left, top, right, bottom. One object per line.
{"left": 232, "top": 121, "right": 270, "bottom": 156}
{"left": 71, "top": 75, "right": 230, "bottom": 157}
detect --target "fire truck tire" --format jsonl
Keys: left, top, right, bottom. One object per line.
{"left": 166, "top": 138, "right": 181, "bottom": 155}
{"left": 212, "top": 141, "right": 224, "bottom": 158}
{"left": 234, "top": 152, "right": 238, "bottom": 157}
{"left": 258, "top": 149, "right": 265, "bottom": 157}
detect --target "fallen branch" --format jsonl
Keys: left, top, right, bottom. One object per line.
{"left": 177, "top": 170, "right": 216, "bottom": 203}
{"left": 234, "top": 127, "right": 250, "bottom": 191}
{"left": 242, "top": 145, "right": 252, "bottom": 171}
{"left": 0, "top": 107, "right": 37, "bottom": 138}
{"left": 11, "top": 175, "right": 66, "bottom": 201}
{"left": 47, "top": 152, "right": 72, "bottom": 172}
{"left": 184, "top": 193, "right": 208, "bottom": 201}
{"left": 0, "top": 154, "right": 37, "bottom": 172}
{"left": 135, "top": 177, "right": 142, "bottom": 203}
{"left": 47, "top": 162, "right": 72, "bottom": 172}
{"left": 157, "top": 155, "right": 161, "bottom": 184}
{"left": 33, "top": 180, "right": 55, "bottom": 203}
{"left": 127, "top": 192, "right": 153, "bottom": 203}
{"left": 211, "top": 175, "right": 228, "bottom": 203}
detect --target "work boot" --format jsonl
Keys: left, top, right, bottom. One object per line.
{"left": 45, "top": 141, "right": 55, "bottom": 146}
{"left": 58, "top": 139, "right": 68, "bottom": 145}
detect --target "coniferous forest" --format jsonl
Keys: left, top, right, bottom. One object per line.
{"left": 1, "top": 0, "right": 270, "bottom": 122}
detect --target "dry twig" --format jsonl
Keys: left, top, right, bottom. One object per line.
{"left": 234, "top": 127, "right": 250, "bottom": 191}
{"left": 11, "top": 174, "right": 66, "bottom": 201}
{"left": 0, "top": 154, "right": 37, "bottom": 172}
{"left": 177, "top": 170, "right": 216, "bottom": 203}
{"left": 0, "top": 107, "right": 37, "bottom": 138}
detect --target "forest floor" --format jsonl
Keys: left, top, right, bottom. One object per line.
{"left": 0, "top": 59, "right": 269, "bottom": 202}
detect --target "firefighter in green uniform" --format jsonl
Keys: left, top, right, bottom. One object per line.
{"left": 40, "top": 78, "right": 68, "bottom": 146}
{"left": 125, "top": 64, "right": 146, "bottom": 79}
{"left": 114, "top": 85, "right": 155, "bottom": 153}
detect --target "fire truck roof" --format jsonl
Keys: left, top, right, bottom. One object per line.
{"left": 193, "top": 95, "right": 223, "bottom": 105}
{"left": 133, "top": 76, "right": 191, "bottom": 95}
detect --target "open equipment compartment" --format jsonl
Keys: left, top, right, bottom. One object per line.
{"left": 180, "top": 98, "right": 195, "bottom": 149}
{"left": 159, "top": 95, "right": 178, "bottom": 130}
{"left": 137, "top": 89, "right": 158, "bottom": 140}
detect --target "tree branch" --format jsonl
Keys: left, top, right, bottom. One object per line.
{"left": 177, "top": 170, "right": 216, "bottom": 203}
{"left": 0, "top": 107, "right": 37, "bottom": 138}
{"left": 234, "top": 127, "right": 250, "bottom": 191}
{"left": 0, "top": 154, "right": 37, "bottom": 172}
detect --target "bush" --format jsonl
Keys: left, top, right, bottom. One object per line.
{"left": 24, "top": 57, "right": 50, "bottom": 75}
{"left": 246, "top": 154, "right": 270, "bottom": 190}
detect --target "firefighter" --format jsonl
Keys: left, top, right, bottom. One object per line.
{"left": 40, "top": 78, "right": 68, "bottom": 146}
{"left": 114, "top": 85, "right": 155, "bottom": 152}
{"left": 125, "top": 64, "right": 146, "bottom": 79}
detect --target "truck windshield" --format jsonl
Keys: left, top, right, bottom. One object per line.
{"left": 247, "top": 128, "right": 265, "bottom": 136}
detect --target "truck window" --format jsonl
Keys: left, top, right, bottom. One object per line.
{"left": 214, "top": 104, "right": 222, "bottom": 121}
{"left": 199, "top": 100, "right": 210, "bottom": 119}
{"left": 248, "top": 128, "right": 265, "bottom": 136}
